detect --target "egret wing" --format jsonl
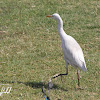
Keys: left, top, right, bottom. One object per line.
{"left": 63, "top": 35, "right": 86, "bottom": 71}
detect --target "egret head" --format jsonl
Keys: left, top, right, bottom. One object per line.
{"left": 46, "top": 13, "right": 61, "bottom": 21}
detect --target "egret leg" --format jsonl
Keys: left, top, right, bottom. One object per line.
{"left": 48, "top": 59, "right": 68, "bottom": 88}
{"left": 77, "top": 69, "right": 80, "bottom": 88}
{"left": 52, "top": 67, "right": 68, "bottom": 79}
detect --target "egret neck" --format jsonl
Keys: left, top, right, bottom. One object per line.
{"left": 57, "top": 17, "right": 66, "bottom": 41}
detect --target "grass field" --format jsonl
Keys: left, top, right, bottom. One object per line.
{"left": 0, "top": 0, "right": 100, "bottom": 100}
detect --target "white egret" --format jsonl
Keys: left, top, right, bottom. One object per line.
{"left": 46, "top": 13, "right": 87, "bottom": 88}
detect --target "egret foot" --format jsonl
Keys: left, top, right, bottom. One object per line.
{"left": 48, "top": 79, "right": 53, "bottom": 89}
{"left": 75, "top": 86, "right": 84, "bottom": 91}
{"left": 78, "top": 86, "right": 84, "bottom": 90}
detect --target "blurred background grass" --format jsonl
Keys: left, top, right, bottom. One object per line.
{"left": 0, "top": 0, "right": 99, "bottom": 100}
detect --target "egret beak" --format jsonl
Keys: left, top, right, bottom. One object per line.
{"left": 46, "top": 15, "right": 52, "bottom": 17}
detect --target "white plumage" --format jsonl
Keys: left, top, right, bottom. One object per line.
{"left": 47, "top": 13, "right": 87, "bottom": 87}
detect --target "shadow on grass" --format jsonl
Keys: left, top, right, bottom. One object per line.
{"left": 0, "top": 80, "right": 68, "bottom": 91}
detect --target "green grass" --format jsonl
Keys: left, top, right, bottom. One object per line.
{"left": 0, "top": 0, "right": 99, "bottom": 100}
